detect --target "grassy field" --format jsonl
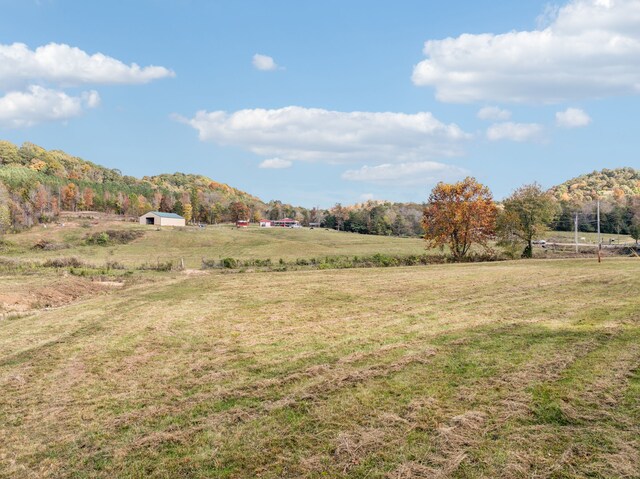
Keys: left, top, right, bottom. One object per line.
{"left": 1, "top": 222, "right": 429, "bottom": 268}
{"left": 545, "top": 230, "right": 634, "bottom": 244}
{"left": 1, "top": 256, "right": 639, "bottom": 478}
{"left": 3, "top": 220, "right": 631, "bottom": 274}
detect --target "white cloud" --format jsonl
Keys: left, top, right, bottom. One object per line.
{"left": 0, "top": 42, "right": 174, "bottom": 88}
{"left": 477, "top": 106, "right": 511, "bottom": 121}
{"left": 259, "top": 158, "right": 292, "bottom": 169}
{"left": 412, "top": 0, "right": 640, "bottom": 103}
{"left": 0, "top": 42, "right": 172, "bottom": 127}
{"left": 82, "top": 90, "right": 101, "bottom": 108}
{"left": 342, "top": 161, "right": 468, "bottom": 186}
{"left": 486, "top": 122, "right": 544, "bottom": 142}
{"left": 555, "top": 107, "right": 592, "bottom": 127}
{"left": 252, "top": 54, "right": 279, "bottom": 71}
{"left": 0, "top": 85, "right": 99, "bottom": 128}
{"left": 180, "top": 106, "right": 470, "bottom": 164}
{"left": 360, "top": 193, "right": 375, "bottom": 201}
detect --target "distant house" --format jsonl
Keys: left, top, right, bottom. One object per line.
{"left": 272, "top": 218, "right": 300, "bottom": 227}
{"left": 139, "top": 211, "right": 186, "bottom": 227}
{"left": 236, "top": 220, "right": 249, "bottom": 228}
{"left": 259, "top": 219, "right": 272, "bottom": 228}
{"left": 309, "top": 222, "right": 321, "bottom": 228}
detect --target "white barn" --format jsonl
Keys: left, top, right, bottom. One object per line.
{"left": 139, "top": 211, "right": 186, "bottom": 227}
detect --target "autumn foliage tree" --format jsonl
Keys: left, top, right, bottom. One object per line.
{"left": 422, "top": 177, "right": 497, "bottom": 260}
{"left": 183, "top": 203, "right": 193, "bottom": 224}
{"left": 331, "top": 203, "right": 349, "bottom": 231}
{"left": 34, "top": 184, "right": 49, "bottom": 218}
{"left": 82, "top": 188, "right": 94, "bottom": 210}
{"left": 61, "top": 183, "right": 78, "bottom": 211}
{"left": 230, "top": 202, "right": 250, "bottom": 222}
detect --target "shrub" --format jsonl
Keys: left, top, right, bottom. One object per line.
{"left": 222, "top": 257, "right": 238, "bottom": 269}
{"left": 105, "top": 260, "right": 126, "bottom": 270}
{"left": 32, "top": 239, "right": 69, "bottom": 251}
{"left": 43, "top": 257, "right": 85, "bottom": 268}
{"left": 201, "top": 258, "right": 218, "bottom": 269}
{"left": 0, "top": 258, "right": 29, "bottom": 272}
{"left": 138, "top": 260, "right": 173, "bottom": 271}
{"left": 85, "top": 229, "right": 144, "bottom": 246}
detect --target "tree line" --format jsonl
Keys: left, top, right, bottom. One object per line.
{"left": 423, "top": 178, "right": 640, "bottom": 261}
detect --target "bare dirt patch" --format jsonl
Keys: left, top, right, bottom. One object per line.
{"left": 0, "top": 277, "right": 122, "bottom": 314}
{"left": 182, "top": 269, "right": 209, "bottom": 276}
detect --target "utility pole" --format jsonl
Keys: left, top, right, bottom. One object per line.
{"left": 597, "top": 200, "right": 601, "bottom": 246}
{"left": 574, "top": 213, "right": 579, "bottom": 254}
{"left": 597, "top": 200, "right": 602, "bottom": 263}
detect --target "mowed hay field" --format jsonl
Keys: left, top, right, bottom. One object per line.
{"left": 2, "top": 222, "right": 429, "bottom": 268}
{"left": 1, "top": 259, "right": 639, "bottom": 478}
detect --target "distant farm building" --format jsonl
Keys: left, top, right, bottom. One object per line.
{"left": 236, "top": 220, "right": 249, "bottom": 228}
{"left": 259, "top": 219, "right": 272, "bottom": 227}
{"left": 273, "top": 218, "right": 300, "bottom": 227}
{"left": 309, "top": 222, "right": 321, "bottom": 228}
{"left": 139, "top": 211, "right": 185, "bottom": 227}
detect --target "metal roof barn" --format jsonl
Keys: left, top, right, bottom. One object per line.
{"left": 139, "top": 211, "right": 186, "bottom": 227}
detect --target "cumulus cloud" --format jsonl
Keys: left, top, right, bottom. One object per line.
{"left": 556, "top": 107, "right": 592, "bottom": 127}
{"left": 477, "top": 106, "right": 511, "bottom": 121}
{"left": 342, "top": 161, "right": 468, "bottom": 186}
{"left": 0, "top": 42, "right": 173, "bottom": 127}
{"left": 412, "top": 0, "right": 640, "bottom": 103}
{"left": 180, "top": 106, "right": 470, "bottom": 164}
{"left": 252, "top": 54, "right": 279, "bottom": 71}
{"left": 259, "top": 158, "right": 292, "bottom": 169}
{"left": 0, "top": 85, "right": 100, "bottom": 128}
{"left": 0, "top": 42, "right": 174, "bottom": 88}
{"left": 486, "top": 122, "right": 544, "bottom": 142}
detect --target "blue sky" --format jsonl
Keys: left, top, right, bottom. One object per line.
{"left": 1, "top": 0, "right": 639, "bottom": 207}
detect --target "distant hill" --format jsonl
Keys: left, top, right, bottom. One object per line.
{"left": 143, "top": 172, "right": 262, "bottom": 204}
{"left": 0, "top": 140, "right": 261, "bottom": 205}
{"left": 549, "top": 167, "right": 640, "bottom": 203}
{"left": 0, "top": 140, "right": 272, "bottom": 229}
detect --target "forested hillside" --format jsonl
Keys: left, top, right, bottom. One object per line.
{"left": 0, "top": 140, "right": 271, "bottom": 230}
{"left": 549, "top": 167, "right": 640, "bottom": 203}
{"left": 548, "top": 167, "right": 640, "bottom": 234}
{"left": 0, "top": 141, "right": 425, "bottom": 235}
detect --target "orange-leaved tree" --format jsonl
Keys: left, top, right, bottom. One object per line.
{"left": 230, "top": 202, "right": 250, "bottom": 222}
{"left": 61, "top": 183, "right": 78, "bottom": 211}
{"left": 422, "top": 177, "right": 497, "bottom": 260}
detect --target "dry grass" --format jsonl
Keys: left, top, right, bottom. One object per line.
{"left": 0, "top": 259, "right": 639, "bottom": 478}
{"left": 0, "top": 273, "right": 123, "bottom": 315}
{"left": 2, "top": 222, "right": 430, "bottom": 268}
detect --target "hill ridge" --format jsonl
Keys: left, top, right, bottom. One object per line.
{"left": 548, "top": 166, "right": 640, "bottom": 203}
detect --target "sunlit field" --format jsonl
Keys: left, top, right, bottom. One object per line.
{"left": 1, "top": 252, "right": 638, "bottom": 478}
